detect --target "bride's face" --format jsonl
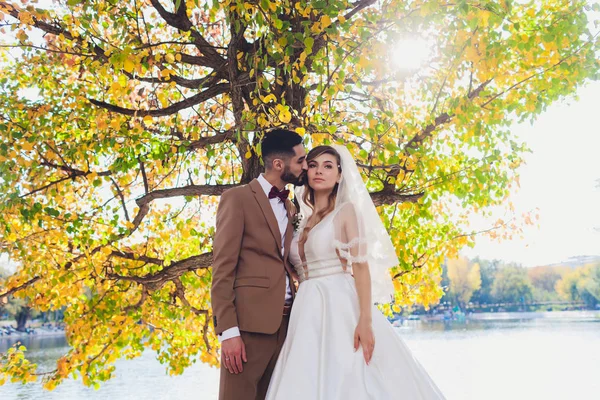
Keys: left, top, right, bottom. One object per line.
{"left": 307, "top": 153, "right": 340, "bottom": 193}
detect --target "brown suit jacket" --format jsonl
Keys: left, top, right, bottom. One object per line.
{"left": 211, "top": 178, "right": 296, "bottom": 335}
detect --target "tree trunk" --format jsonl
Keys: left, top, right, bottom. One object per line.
{"left": 15, "top": 307, "right": 30, "bottom": 331}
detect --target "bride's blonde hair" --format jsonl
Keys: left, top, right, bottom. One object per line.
{"left": 299, "top": 146, "right": 342, "bottom": 245}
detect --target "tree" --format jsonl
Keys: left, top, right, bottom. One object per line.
{"left": 446, "top": 256, "right": 481, "bottom": 309}
{"left": 0, "top": 261, "right": 39, "bottom": 331}
{"left": 491, "top": 265, "right": 533, "bottom": 304}
{"left": 0, "top": 264, "right": 8, "bottom": 314}
{"left": 556, "top": 263, "right": 600, "bottom": 308}
{"left": 3, "top": 296, "right": 40, "bottom": 331}
{"left": 0, "top": 0, "right": 598, "bottom": 389}
{"left": 527, "top": 265, "right": 568, "bottom": 302}
{"left": 470, "top": 257, "right": 499, "bottom": 305}
{"left": 528, "top": 265, "right": 567, "bottom": 293}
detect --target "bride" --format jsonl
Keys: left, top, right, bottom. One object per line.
{"left": 265, "top": 145, "right": 446, "bottom": 399}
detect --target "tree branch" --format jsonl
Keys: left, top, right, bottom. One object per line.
{"left": 123, "top": 286, "right": 148, "bottom": 313}
{"left": 173, "top": 278, "right": 208, "bottom": 316}
{"left": 39, "top": 160, "right": 113, "bottom": 177}
{"left": 0, "top": 276, "right": 41, "bottom": 301}
{"left": 88, "top": 82, "right": 229, "bottom": 117}
{"left": 138, "top": 157, "right": 149, "bottom": 194}
{"left": 187, "top": 129, "right": 236, "bottom": 150}
{"left": 135, "top": 183, "right": 236, "bottom": 209}
{"left": 343, "top": 0, "right": 378, "bottom": 21}
{"left": 109, "top": 177, "right": 130, "bottom": 222}
{"left": 371, "top": 190, "right": 424, "bottom": 207}
{"left": 404, "top": 79, "right": 492, "bottom": 152}
{"left": 149, "top": 0, "right": 224, "bottom": 68}
{"left": 106, "top": 252, "right": 212, "bottom": 291}
{"left": 1, "top": 2, "right": 108, "bottom": 61}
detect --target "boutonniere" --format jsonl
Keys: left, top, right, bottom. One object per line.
{"left": 287, "top": 195, "right": 303, "bottom": 233}
{"left": 292, "top": 212, "right": 304, "bottom": 233}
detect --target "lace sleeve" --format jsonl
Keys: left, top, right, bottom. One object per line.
{"left": 333, "top": 203, "right": 369, "bottom": 266}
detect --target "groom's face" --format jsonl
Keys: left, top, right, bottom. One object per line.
{"left": 281, "top": 144, "right": 308, "bottom": 186}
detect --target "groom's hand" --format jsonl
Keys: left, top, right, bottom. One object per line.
{"left": 221, "top": 336, "right": 247, "bottom": 374}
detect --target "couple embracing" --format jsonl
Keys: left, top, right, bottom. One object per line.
{"left": 211, "top": 129, "right": 445, "bottom": 400}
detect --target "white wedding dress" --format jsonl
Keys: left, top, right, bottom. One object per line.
{"left": 265, "top": 202, "right": 446, "bottom": 400}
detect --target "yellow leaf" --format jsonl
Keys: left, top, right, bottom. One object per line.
{"left": 124, "top": 58, "right": 135, "bottom": 73}
{"left": 480, "top": 11, "right": 490, "bottom": 27}
{"left": 321, "top": 15, "right": 331, "bottom": 29}
{"left": 158, "top": 93, "right": 168, "bottom": 108}
{"left": 295, "top": 127, "right": 306, "bottom": 135}
{"left": 278, "top": 108, "right": 292, "bottom": 123}
{"left": 465, "top": 46, "right": 479, "bottom": 61}
{"left": 57, "top": 357, "right": 68, "bottom": 377}
{"left": 18, "top": 11, "right": 33, "bottom": 25}
{"left": 21, "top": 141, "right": 34, "bottom": 151}
{"left": 143, "top": 115, "right": 153, "bottom": 124}
{"left": 16, "top": 29, "right": 28, "bottom": 41}
{"left": 263, "top": 94, "right": 276, "bottom": 103}
{"left": 245, "top": 150, "right": 252, "bottom": 159}
{"left": 165, "top": 53, "right": 175, "bottom": 63}
{"left": 357, "top": 56, "right": 369, "bottom": 69}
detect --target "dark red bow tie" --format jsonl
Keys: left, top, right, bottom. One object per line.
{"left": 268, "top": 186, "right": 289, "bottom": 203}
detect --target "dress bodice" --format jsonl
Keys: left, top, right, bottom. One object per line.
{"left": 289, "top": 207, "right": 351, "bottom": 282}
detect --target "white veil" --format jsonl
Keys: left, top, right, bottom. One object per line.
{"left": 294, "top": 144, "right": 398, "bottom": 303}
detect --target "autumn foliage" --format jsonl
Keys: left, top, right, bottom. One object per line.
{"left": 0, "top": 0, "right": 598, "bottom": 389}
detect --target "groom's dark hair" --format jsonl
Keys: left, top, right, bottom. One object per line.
{"left": 261, "top": 129, "right": 303, "bottom": 169}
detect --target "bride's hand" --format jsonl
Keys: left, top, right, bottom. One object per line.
{"left": 354, "top": 317, "right": 375, "bottom": 365}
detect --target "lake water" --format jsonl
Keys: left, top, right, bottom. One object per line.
{"left": 1, "top": 311, "right": 599, "bottom": 400}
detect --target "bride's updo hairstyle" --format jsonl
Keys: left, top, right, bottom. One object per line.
{"left": 299, "top": 145, "right": 342, "bottom": 245}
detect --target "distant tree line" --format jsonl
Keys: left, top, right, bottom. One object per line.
{"left": 438, "top": 256, "right": 600, "bottom": 311}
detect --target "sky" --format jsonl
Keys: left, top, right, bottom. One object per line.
{"left": 462, "top": 81, "right": 600, "bottom": 267}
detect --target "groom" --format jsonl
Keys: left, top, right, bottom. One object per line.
{"left": 211, "top": 129, "right": 307, "bottom": 400}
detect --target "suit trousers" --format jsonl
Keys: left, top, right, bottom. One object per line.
{"left": 218, "top": 314, "right": 290, "bottom": 400}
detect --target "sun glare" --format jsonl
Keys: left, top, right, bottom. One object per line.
{"left": 391, "top": 38, "right": 433, "bottom": 70}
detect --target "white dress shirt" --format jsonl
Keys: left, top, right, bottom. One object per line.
{"left": 218, "top": 174, "right": 292, "bottom": 342}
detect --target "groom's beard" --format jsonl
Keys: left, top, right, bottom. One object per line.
{"left": 281, "top": 166, "right": 306, "bottom": 186}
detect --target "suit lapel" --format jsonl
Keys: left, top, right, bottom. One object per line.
{"left": 250, "top": 179, "right": 282, "bottom": 255}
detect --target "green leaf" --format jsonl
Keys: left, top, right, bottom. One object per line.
{"left": 44, "top": 207, "right": 60, "bottom": 217}
{"left": 385, "top": 143, "right": 399, "bottom": 152}
{"left": 304, "top": 37, "right": 314, "bottom": 51}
